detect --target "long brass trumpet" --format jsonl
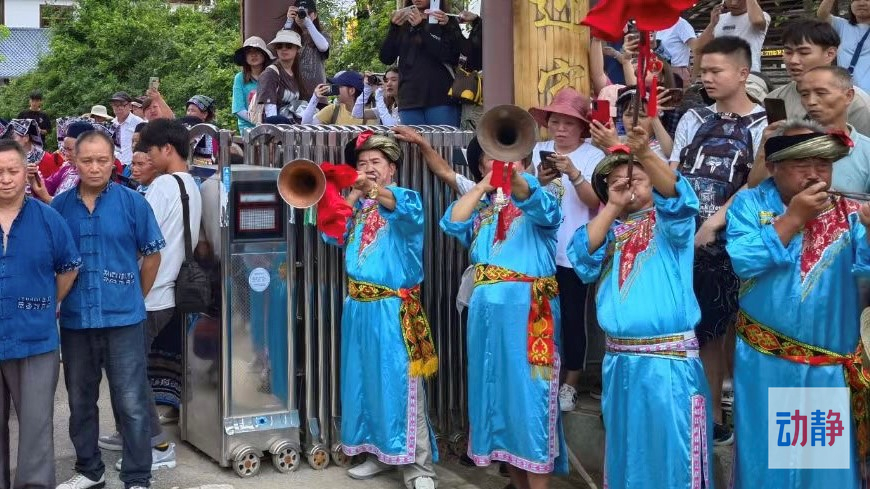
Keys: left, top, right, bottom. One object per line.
{"left": 277, "top": 159, "right": 326, "bottom": 208}
{"left": 477, "top": 104, "right": 539, "bottom": 163}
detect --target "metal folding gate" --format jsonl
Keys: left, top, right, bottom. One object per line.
{"left": 183, "top": 124, "right": 475, "bottom": 476}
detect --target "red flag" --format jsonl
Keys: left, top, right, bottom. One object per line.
{"left": 316, "top": 162, "right": 359, "bottom": 244}
{"left": 581, "top": 0, "right": 695, "bottom": 42}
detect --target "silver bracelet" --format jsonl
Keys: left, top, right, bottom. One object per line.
{"left": 571, "top": 173, "right": 585, "bottom": 186}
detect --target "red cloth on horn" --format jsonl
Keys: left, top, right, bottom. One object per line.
{"left": 581, "top": 0, "right": 695, "bottom": 42}
{"left": 317, "top": 162, "right": 359, "bottom": 244}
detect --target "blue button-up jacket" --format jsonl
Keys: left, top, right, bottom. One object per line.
{"left": 0, "top": 197, "right": 81, "bottom": 359}
{"left": 51, "top": 183, "right": 164, "bottom": 329}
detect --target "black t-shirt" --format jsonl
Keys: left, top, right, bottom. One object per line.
{"left": 17, "top": 110, "right": 52, "bottom": 133}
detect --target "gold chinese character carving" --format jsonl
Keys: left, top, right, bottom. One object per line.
{"left": 538, "top": 59, "right": 586, "bottom": 97}
{"left": 529, "top": 0, "right": 579, "bottom": 31}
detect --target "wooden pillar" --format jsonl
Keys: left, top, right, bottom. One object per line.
{"left": 482, "top": 1, "right": 515, "bottom": 109}
{"left": 511, "top": 0, "right": 591, "bottom": 110}
{"left": 242, "top": 0, "right": 289, "bottom": 43}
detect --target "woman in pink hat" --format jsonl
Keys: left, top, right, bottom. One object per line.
{"left": 528, "top": 87, "right": 605, "bottom": 412}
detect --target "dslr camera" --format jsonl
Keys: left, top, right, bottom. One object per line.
{"left": 296, "top": 6, "right": 308, "bottom": 18}
{"left": 367, "top": 74, "right": 382, "bottom": 86}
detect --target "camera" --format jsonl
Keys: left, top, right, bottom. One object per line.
{"left": 297, "top": 6, "right": 308, "bottom": 18}
{"left": 367, "top": 74, "right": 382, "bottom": 86}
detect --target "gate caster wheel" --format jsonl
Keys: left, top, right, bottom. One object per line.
{"left": 307, "top": 446, "right": 330, "bottom": 470}
{"left": 331, "top": 445, "right": 353, "bottom": 467}
{"left": 232, "top": 447, "right": 261, "bottom": 478}
{"left": 272, "top": 445, "right": 301, "bottom": 473}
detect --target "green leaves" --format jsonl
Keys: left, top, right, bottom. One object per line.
{"left": 0, "top": 0, "right": 240, "bottom": 131}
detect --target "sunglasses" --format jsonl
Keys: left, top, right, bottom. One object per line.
{"left": 274, "top": 43, "right": 299, "bottom": 50}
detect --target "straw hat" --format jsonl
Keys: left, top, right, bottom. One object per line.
{"left": 268, "top": 30, "right": 303, "bottom": 50}
{"left": 89, "top": 105, "right": 111, "bottom": 120}
{"left": 528, "top": 87, "right": 591, "bottom": 128}
{"left": 234, "top": 36, "right": 275, "bottom": 66}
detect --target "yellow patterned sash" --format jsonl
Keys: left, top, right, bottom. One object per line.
{"left": 473, "top": 264, "right": 559, "bottom": 379}
{"left": 737, "top": 310, "right": 870, "bottom": 458}
{"left": 348, "top": 279, "right": 438, "bottom": 378}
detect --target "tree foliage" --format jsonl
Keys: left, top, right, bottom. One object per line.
{"left": 325, "top": 1, "right": 393, "bottom": 74}
{"left": 0, "top": 0, "right": 241, "bottom": 129}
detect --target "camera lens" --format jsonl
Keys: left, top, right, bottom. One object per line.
{"left": 297, "top": 7, "right": 307, "bottom": 17}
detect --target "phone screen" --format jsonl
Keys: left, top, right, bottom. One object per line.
{"left": 763, "top": 97, "right": 788, "bottom": 123}
{"left": 149, "top": 77, "right": 160, "bottom": 91}
{"left": 538, "top": 151, "right": 559, "bottom": 173}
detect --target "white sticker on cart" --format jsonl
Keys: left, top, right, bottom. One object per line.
{"left": 248, "top": 268, "right": 271, "bottom": 292}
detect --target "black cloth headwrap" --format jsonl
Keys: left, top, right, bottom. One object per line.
{"left": 764, "top": 133, "right": 821, "bottom": 159}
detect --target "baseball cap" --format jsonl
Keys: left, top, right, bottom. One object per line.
{"left": 110, "top": 92, "right": 133, "bottom": 104}
{"left": 328, "top": 71, "right": 364, "bottom": 94}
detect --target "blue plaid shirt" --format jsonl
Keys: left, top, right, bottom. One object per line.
{"left": 51, "top": 182, "right": 164, "bottom": 329}
{"left": 0, "top": 197, "right": 81, "bottom": 360}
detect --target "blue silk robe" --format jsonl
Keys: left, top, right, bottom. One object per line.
{"left": 725, "top": 178, "right": 870, "bottom": 489}
{"left": 440, "top": 173, "right": 568, "bottom": 474}
{"left": 324, "top": 186, "right": 437, "bottom": 465}
{"left": 568, "top": 176, "right": 714, "bottom": 489}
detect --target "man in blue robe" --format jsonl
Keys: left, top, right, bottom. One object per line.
{"left": 440, "top": 133, "right": 566, "bottom": 489}
{"left": 325, "top": 132, "right": 438, "bottom": 489}
{"left": 726, "top": 120, "right": 870, "bottom": 489}
{"left": 568, "top": 127, "right": 714, "bottom": 489}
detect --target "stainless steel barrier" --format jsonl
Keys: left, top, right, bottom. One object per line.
{"left": 184, "top": 124, "right": 474, "bottom": 477}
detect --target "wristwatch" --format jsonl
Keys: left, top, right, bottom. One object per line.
{"left": 367, "top": 184, "right": 380, "bottom": 200}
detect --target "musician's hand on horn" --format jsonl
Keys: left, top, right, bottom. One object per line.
{"left": 353, "top": 171, "right": 372, "bottom": 192}
{"left": 626, "top": 126, "right": 652, "bottom": 160}
{"left": 786, "top": 181, "right": 830, "bottom": 225}
{"left": 606, "top": 176, "right": 635, "bottom": 210}
{"left": 476, "top": 171, "right": 495, "bottom": 194}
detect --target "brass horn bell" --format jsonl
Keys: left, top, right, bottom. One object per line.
{"left": 277, "top": 159, "right": 326, "bottom": 209}
{"left": 477, "top": 104, "right": 539, "bottom": 163}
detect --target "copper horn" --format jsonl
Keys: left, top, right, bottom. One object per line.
{"left": 277, "top": 159, "right": 327, "bottom": 209}
{"left": 476, "top": 104, "right": 539, "bottom": 163}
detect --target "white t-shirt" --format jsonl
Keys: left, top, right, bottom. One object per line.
{"left": 713, "top": 11, "right": 771, "bottom": 71}
{"left": 670, "top": 103, "right": 768, "bottom": 164}
{"left": 144, "top": 172, "right": 203, "bottom": 311}
{"left": 831, "top": 16, "right": 870, "bottom": 93}
{"left": 113, "top": 113, "right": 144, "bottom": 166}
{"left": 655, "top": 18, "right": 697, "bottom": 68}
{"left": 532, "top": 140, "right": 604, "bottom": 268}
{"left": 455, "top": 173, "right": 475, "bottom": 195}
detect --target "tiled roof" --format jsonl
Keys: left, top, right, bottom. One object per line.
{"left": 0, "top": 28, "right": 52, "bottom": 79}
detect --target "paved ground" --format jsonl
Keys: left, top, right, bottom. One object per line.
{"left": 7, "top": 372, "right": 589, "bottom": 489}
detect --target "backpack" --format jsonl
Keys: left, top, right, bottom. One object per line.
{"left": 247, "top": 64, "right": 280, "bottom": 126}
{"left": 677, "top": 107, "right": 767, "bottom": 220}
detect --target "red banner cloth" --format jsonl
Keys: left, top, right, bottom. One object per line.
{"left": 317, "top": 162, "right": 359, "bottom": 244}
{"left": 581, "top": 0, "right": 694, "bottom": 42}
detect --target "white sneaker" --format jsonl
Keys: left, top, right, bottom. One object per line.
{"left": 115, "top": 443, "right": 177, "bottom": 471}
{"left": 347, "top": 457, "right": 394, "bottom": 480}
{"left": 559, "top": 384, "right": 577, "bottom": 412}
{"left": 56, "top": 473, "right": 105, "bottom": 489}
{"left": 413, "top": 476, "right": 436, "bottom": 489}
